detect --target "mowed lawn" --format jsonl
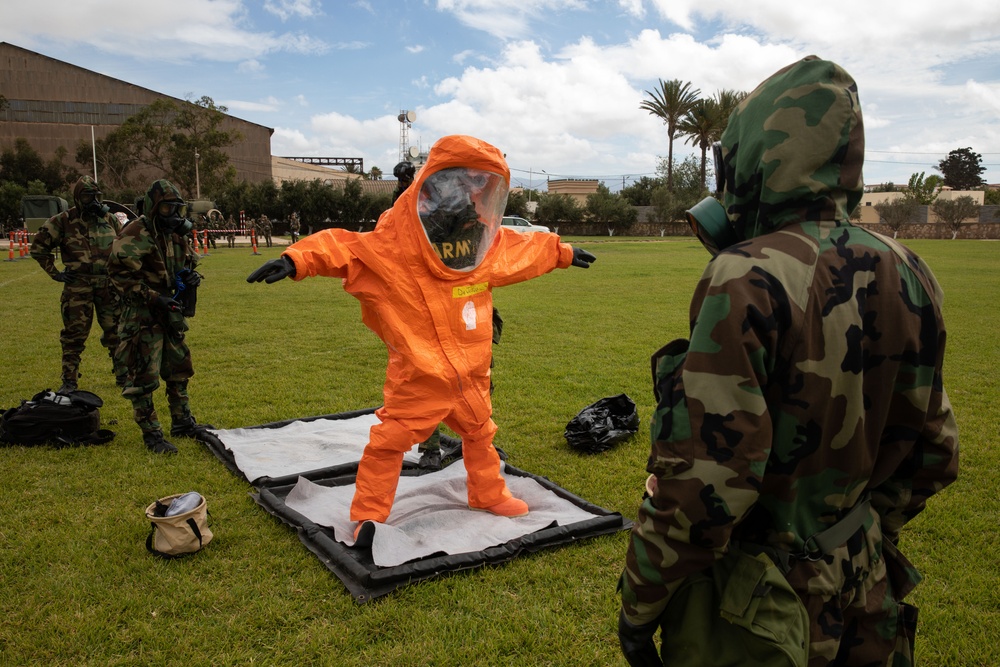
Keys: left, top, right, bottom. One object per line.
{"left": 0, "top": 237, "right": 996, "bottom": 666}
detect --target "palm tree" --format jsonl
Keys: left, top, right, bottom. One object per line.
{"left": 677, "top": 98, "right": 722, "bottom": 190}
{"left": 640, "top": 79, "right": 700, "bottom": 190}
{"left": 711, "top": 89, "right": 747, "bottom": 142}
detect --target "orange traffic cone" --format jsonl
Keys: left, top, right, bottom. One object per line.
{"left": 251, "top": 229, "right": 260, "bottom": 255}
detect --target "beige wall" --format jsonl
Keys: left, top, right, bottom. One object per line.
{"left": 546, "top": 179, "right": 599, "bottom": 205}
{"left": 857, "top": 189, "right": 985, "bottom": 224}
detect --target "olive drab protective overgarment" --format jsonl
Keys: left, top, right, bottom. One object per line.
{"left": 620, "top": 58, "right": 959, "bottom": 666}
{"left": 282, "top": 135, "right": 574, "bottom": 523}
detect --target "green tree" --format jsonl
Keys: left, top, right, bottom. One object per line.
{"left": 535, "top": 193, "right": 582, "bottom": 229}
{"left": 369, "top": 166, "right": 383, "bottom": 180}
{"left": 711, "top": 89, "right": 747, "bottom": 140}
{"left": 0, "top": 180, "right": 27, "bottom": 225}
{"left": 504, "top": 190, "right": 530, "bottom": 218}
{"left": 170, "top": 96, "right": 241, "bottom": 198}
{"left": 931, "top": 195, "right": 980, "bottom": 239}
{"left": 620, "top": 176, "right": 663, "bottom": 206}
{"left": 585, "top": 183, "right": 638, "bottom": 236}
{"left": 1, "top": 138, "right": 75, "bottom": 192}
{"left": 677, "top": 98, "right": 722, "bottom": 190}
{"left": 640, "top": 79, "right": 700, "bottom": 190}
{"left": 650, "top": 155, "right": 707, "bottom": 224}
{"left": 906, "top": 172, "right": 942, "bottom": 205}
{"left": 77, "top": 97, "right": 239, "bottom": 199}
{"left": 984, "top": 189, "right": 1000, "bottom": 206}
{"left": 873, "top": 197, "right": 918, "bottom": 238}
{"left": 937, "top": 147, "right": 986, "bottom": 190}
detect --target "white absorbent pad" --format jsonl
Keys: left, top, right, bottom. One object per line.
{"left": 283, "top": 461, "right": 600, "bottom": 567}
{"left": 199, "top": 410, "right": 630, "bottom": 603}
{"left": 204, "top": 411, "right": 424, "bottom": 484}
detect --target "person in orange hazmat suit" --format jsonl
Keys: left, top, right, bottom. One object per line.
{"left": 247, "top": 135, "right": 596, "bottom": 541}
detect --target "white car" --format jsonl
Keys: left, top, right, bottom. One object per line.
{"left": 501, "top": 216, "right": 550, "bottom": 233}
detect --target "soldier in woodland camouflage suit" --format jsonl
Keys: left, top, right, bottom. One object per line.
{"left": 30, "top": 176, "right": 127, "bottom": 393}
{"left": 288, "top": 212, "right": 301, "bottom": 243}
{"left": 226, "top": 214, "right": 237, "bottom": 248}
{"left": 618, "top": 57, "right": 958, "bottom": 667}
{"left": 260, "top": 214, "right": 273, "bottom": 247}
{"left": 108, "top": 180, "right": 213, "bottom": 454}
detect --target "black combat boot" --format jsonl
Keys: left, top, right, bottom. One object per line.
{"left": 143, "top": 430, "right": 179, "bottom": 454}
{"left": 170, "top": 415, "right": 215, "bottom": 438}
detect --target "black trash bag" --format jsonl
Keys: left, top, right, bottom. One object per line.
{"left": 564, "top": 394, "right": 639, "bottom": 453}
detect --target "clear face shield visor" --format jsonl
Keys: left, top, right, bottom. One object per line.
{"left": 417, "top": 167, "right": 508, "bottom": 271}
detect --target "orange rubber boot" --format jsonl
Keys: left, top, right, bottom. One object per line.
{"left": 472, "top": 497, "right": 528, "bottom": 517}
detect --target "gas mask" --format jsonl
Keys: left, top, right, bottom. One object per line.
{"left": 417, "top": 167, "right": 507, "bottom": 271}
{"left": 155, "top": 200, "right": 193, "bottom": 235}
{"left": 686, "top": 142, "right": 740, "bottom": 256}
{"left": 79, "top": 191, "right": 111, "bottom": 218}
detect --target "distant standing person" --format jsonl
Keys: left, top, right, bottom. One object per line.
{"left": 261, "top": 215, "right": 273, "bottom": 248}
{"left": 226, "top": 214, "right": 237, "bottom": 248}
{"left": 289, "top": 212, "right": 301, "bottom": 243}
{"left": 29, "top": 176, "right": 128, "bottom": 393}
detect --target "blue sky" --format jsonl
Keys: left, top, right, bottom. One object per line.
{"left": 4, "top": 0, "right": 1000, "bottom": 190}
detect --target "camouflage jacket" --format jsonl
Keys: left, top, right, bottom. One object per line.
{"left": 29, "top": 208, "right": 122, "bottom": 279}
{"left": 621, "top": 58, "right": 959, "bottom": 626}
{"left": 108, "top": 216, "right": 198, "bottom": 306}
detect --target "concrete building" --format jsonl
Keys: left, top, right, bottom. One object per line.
{"left": 546, "top": 178, "right": 599, "bottom": 205}
{"left": 0, "top": 42, "right": 273, "bottom": 187}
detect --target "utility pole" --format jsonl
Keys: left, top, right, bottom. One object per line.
{"left": 194, "top": 148, "right": 201, "bottom": 199}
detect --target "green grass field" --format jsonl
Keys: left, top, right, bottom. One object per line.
{"left": 1, "top": 238, "right": 996, "bottom": 666}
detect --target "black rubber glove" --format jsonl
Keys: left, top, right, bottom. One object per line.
{"left": 152, "top": 294, "right": 183, "bottom": 313}
{"left": 53, "top": 269, "right": 74, "bottom": 283}
{"left": 247, "top": 256, "right": 296, "bottom": 284}
{"left": 618, "top": 610, "right": 662, "bottom": 667}
{"left": 571, "top": 246, "right": 596, "bottom": 268}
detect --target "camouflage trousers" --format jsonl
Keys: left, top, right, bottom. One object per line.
{"left": 59, "top": 278, "right": 127, "bottom": 384}
{"left": 117, "top": 304, "right": 195, "bottom": 434}
{"left": 789, "top": 532, "right": 917, "bottom": 667}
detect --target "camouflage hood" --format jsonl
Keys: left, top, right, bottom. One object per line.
{"left": 142, "top": 179, "right": 184, "bottom": 232}
{"left": 72, "top": 176, "right": 101, "bottom": 212}
{"left": 719, "top": 56, "right": 864, "bottom": 241}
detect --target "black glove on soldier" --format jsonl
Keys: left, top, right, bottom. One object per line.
{"left": 247, "top": 255, "right": 297, "bottom": 284}
{"left": 152, "top": 294, "right": 183, "bottom": 313}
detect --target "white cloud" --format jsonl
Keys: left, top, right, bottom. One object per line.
{"left": 434, "top": 0, "right": 587, "bottom": 40}
{"left": 452, "top": 49, "right": 476, "bottom": 64}
{"left": 237, "top": 60, "right": 265, "bottom": 75}
{"left": 406, "top": 45, "right": 426, "bottom": 54}
{"left": 0, "top": 0, "right": 331, "bottom": 62}
{"left": 264, "top": 0, "right": 323, "bottom": 21}
{"left": 295, "top": 94, "right": 309, "bottom": 107}
{"left": 617, "top": 0, "right": 645, "bottom": 19}
{"left": 223, "top": 97, "right": 283, "bottom": 113}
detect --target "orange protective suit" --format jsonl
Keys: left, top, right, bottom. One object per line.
{"left": 282, "top": 135, "right": 575, "bottom": 524}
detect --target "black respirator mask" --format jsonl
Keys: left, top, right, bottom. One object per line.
{"left": 79, "top": 192, "right": 111, "bottom": 218}
{"left": 155, "top": 200, "right": 193, "bottom": 235}
{"left": 685, "top": 142, "right": 740, "bottom": 257}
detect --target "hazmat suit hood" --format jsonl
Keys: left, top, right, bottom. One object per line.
{"left": 718, "top": 56, "right": 864, "bottom": 244}
{"left": 395, "top": 135, "right": 510, "bottom": 276}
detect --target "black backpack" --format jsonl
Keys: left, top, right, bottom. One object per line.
{"left": 0, "top": 390, "right": 115, "bottom": 447}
